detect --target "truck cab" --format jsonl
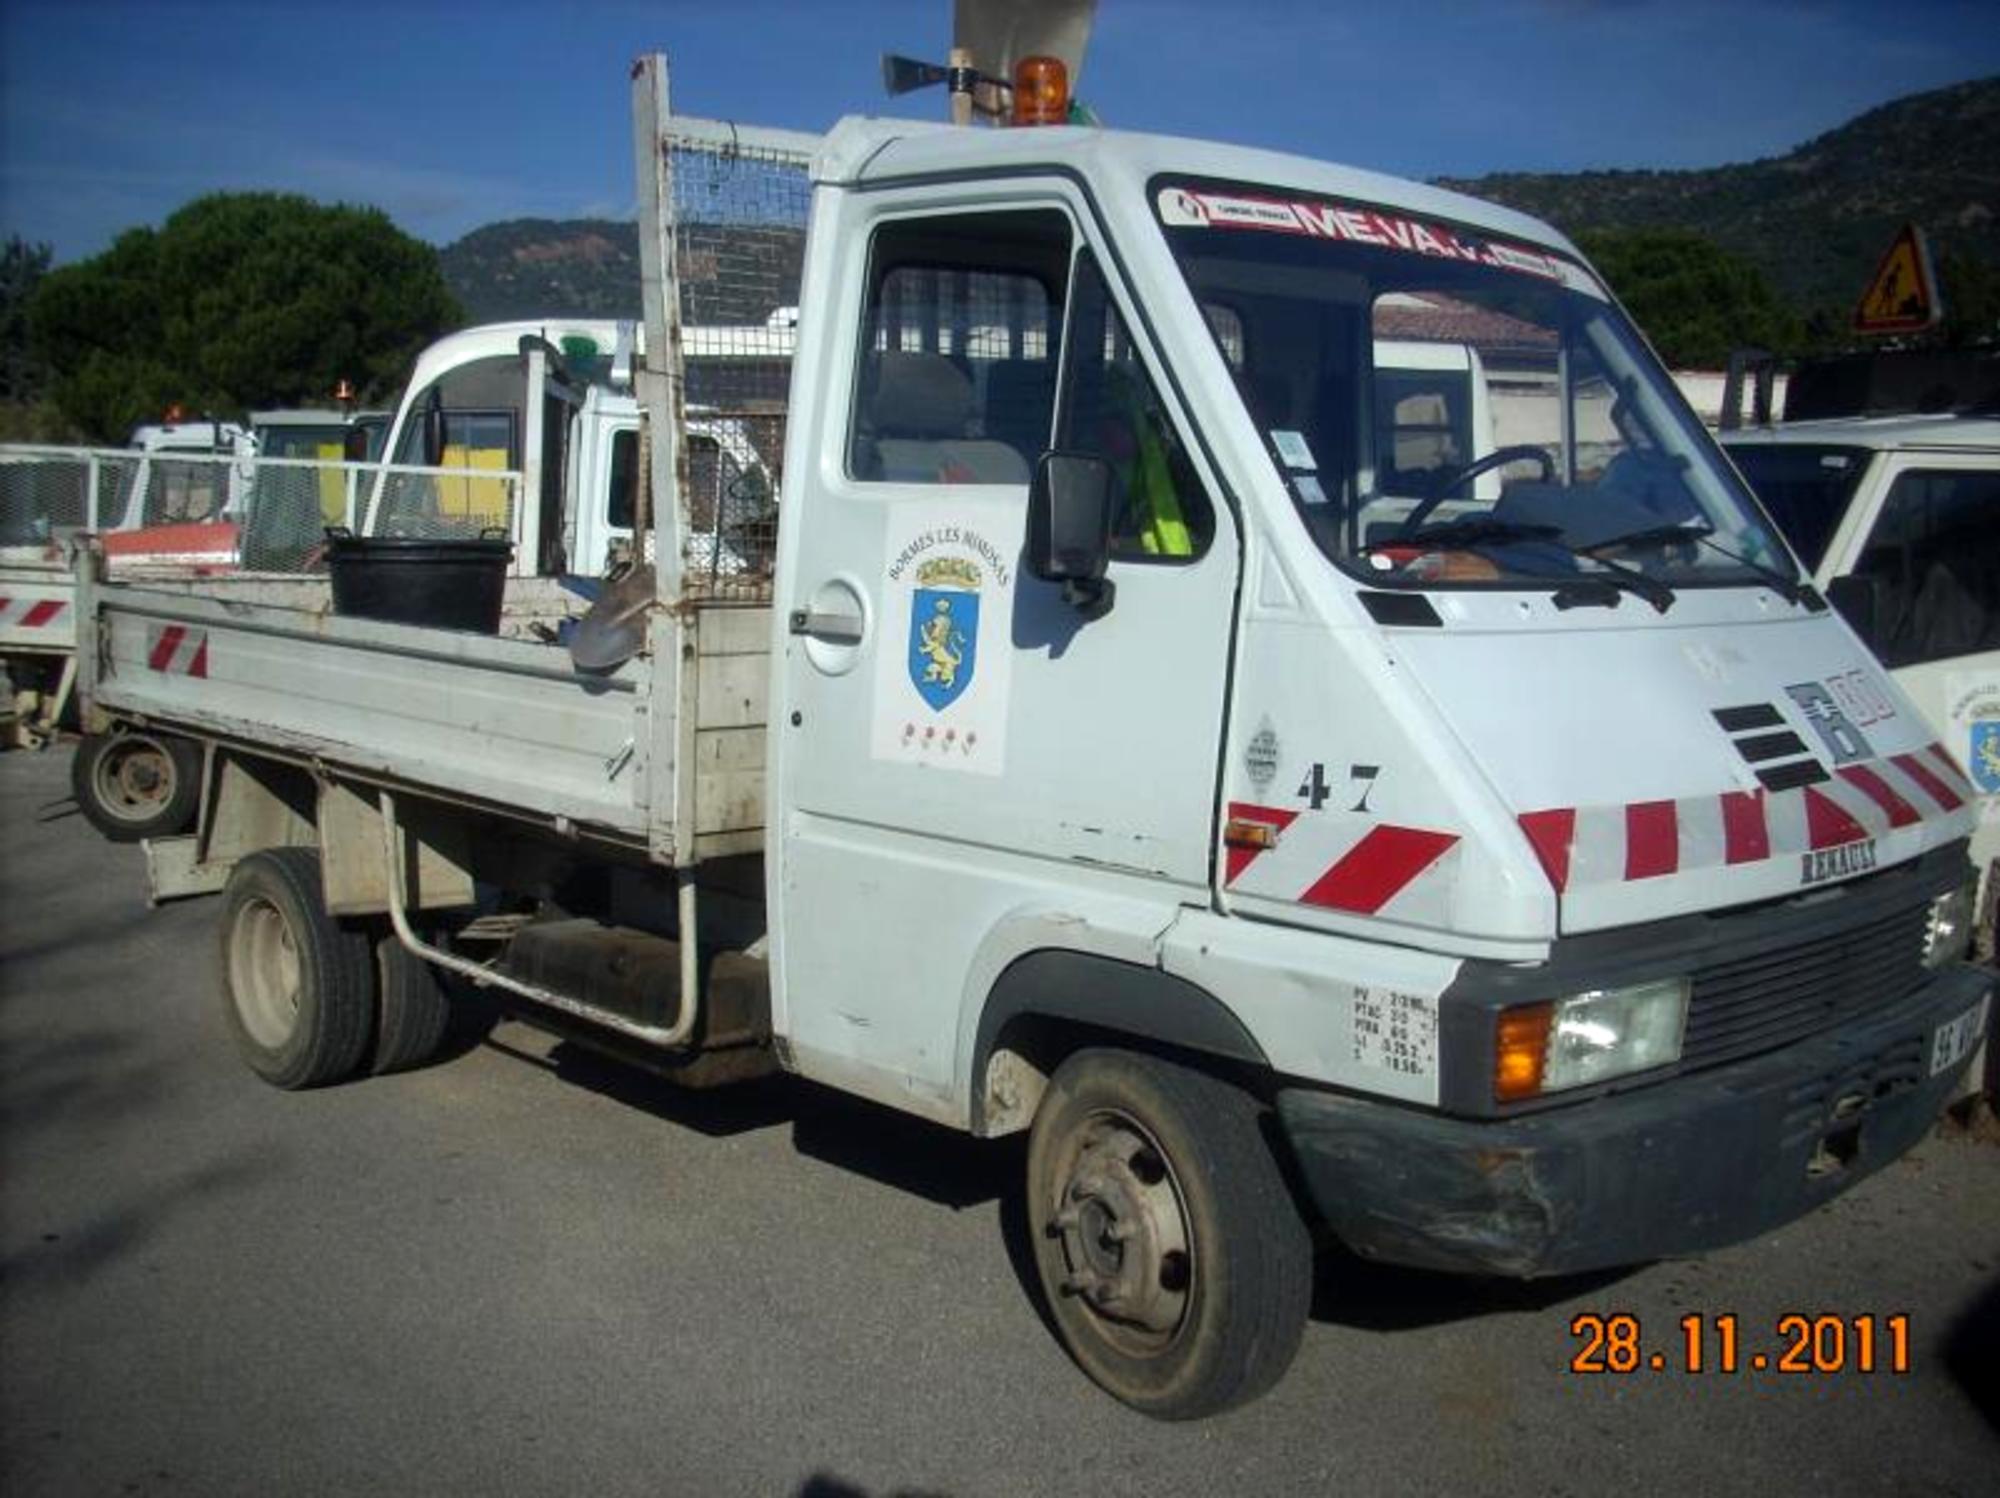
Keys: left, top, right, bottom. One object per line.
{"left": 769, "top": 116, "right": 1987, "bottom": 1370}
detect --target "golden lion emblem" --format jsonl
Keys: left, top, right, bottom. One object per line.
{"left": 918, "top": 599, "right": 965, "bottom": 690}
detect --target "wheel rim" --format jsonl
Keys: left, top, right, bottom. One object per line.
{"left": 91, "top": 737, "right": 177, "bottom": 822}
{"left": 1047, "top": 1108, "right": 1194, "bottom": 1355}
{"left": 228, "top": 896, "right": 303, "bottom": 1049}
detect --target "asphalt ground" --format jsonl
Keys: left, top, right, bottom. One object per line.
{"left": 2, "top": 745, "right": 1997, "bottom": 1496}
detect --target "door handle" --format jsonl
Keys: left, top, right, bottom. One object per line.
{"left": 788, "top": 608, "right": 864, "bottom": 644}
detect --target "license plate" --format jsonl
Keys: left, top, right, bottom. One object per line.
{"left": 1930, "top": 993, "right": 1991, "bottom": 1076}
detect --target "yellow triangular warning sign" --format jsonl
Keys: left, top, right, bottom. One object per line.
{"left": 1852, "top": 223, "right": 1942, "bottom": 336}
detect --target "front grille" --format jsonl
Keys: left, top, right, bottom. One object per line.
{"left": 1682, "top": 898, "right": 1930, "bottom": 1071}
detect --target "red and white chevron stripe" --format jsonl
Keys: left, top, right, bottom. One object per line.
{"left": 0, "top": 595, "right": 68, "bottom": 631}
{"left": 1225, "top": 801, "right": 1460, "bottom": 917}
{"left": 1516, "top": 743, "right": 1973, "bottom": 893}
{"left": 145, "top": 623, "right": 209, "bottom": 678}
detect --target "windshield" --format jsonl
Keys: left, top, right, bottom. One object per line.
{"left": 1721, "top": 444, "right": 1870, "bottom": 571}
{"left": 1156, "top": 181, "right": 1793, "bottom": 593}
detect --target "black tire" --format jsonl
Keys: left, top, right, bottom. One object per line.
{"left": 217, "top": 848, "right": 374, "bottom": 1089}
{"left": 371, "top": 934, "right": 453, "bottom": 1075}
{"left": 71, "top": 729, "right": 202, "bottom": 842}
{"left": 1026, "top": 1049, "right": 1312, "bottom": 1419}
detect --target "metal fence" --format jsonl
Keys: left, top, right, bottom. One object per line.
{"left": 664, "top": 118, "right": 813, "bottom": 600}
{"left": 1, "top": 448, "right": 141, "bottom": 544}
{"left": 0, "top": 445, "right": 524, "bottom": 574}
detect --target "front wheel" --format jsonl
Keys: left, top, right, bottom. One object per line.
{"left": 70, "top": 729, "right": 202, "bottom": 841}
{"left": 1025, "top": 1049, "right": 1313, "bottom": 1418}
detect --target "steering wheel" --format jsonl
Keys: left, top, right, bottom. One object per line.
{"left": 1396, "top": 444, "right": 1557, "bottom": 536}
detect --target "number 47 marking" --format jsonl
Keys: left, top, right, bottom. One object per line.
{"left": 1297, "top": 762, "right": 1380, "bottom": 813}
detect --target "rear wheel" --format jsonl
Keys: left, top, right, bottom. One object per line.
{"left": 1025, "top": 1049, "right": 1313, "bottom": 1419}
{"left": 218, "top": 848, "right": 373, "bottom": 1089}
{"left": 71, "top": 729, "right": 202, "bottom": 841}
{"left": 370, "top": 934, "right": 454, "bottom": 1075}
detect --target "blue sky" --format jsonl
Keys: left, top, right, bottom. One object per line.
{"left": 4, "top": 0, "right": 1997, "bottom": 263}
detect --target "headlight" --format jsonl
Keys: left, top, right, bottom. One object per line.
{"left": 1495, "top": 978, "right": 1690, "bottom": 1101}
{"left": 1923, "top": 880, "right": 1977, "bottom": 969}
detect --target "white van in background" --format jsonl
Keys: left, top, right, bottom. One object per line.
{"left": 1723, "top": 414, "right": 2000, "bottom": 969}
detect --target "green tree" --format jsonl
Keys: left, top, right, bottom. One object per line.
{"left": 1, "top": 234, "right": 55, "bottom": 403}
{"left": 1935, "top": 252, "right": 2000, "bottom": 349}
{"left": 29, "top": 193, "right": 460, "bottom": 442}
{"left": 1575, "top": 227, "right": 1800, "bottom": 368}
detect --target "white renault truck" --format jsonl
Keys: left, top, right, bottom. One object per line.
{"left": 71, "top": 57, "right": 1991, "bottom": 1418}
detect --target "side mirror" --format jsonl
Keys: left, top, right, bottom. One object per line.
{"left": 1826, "top": 573, "right": 1882, "bottom": 649}
{"left": 1026, "top": 452, "right": 1115, "bottom": 616}
{"left": 343, "top": 425, "right": 372, "bottom": 463}
{"left": 422, "top": 394, "right": 446, "bottom": 468}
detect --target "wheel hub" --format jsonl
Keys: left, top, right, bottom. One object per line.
{"left": 97, "top": 740, "right": 172, "bottom": 815}
{"left": 117, "top": 754, "right": 164, "bottom": 799}
{"left": 1052, "top": 1116, "right": 1191, "bottom": 1336}
{"left": 230, "top": 898, "right": 303, "bottom": 1049}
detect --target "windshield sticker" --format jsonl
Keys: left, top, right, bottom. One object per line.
{"left": 1270, "top": 428, "right": 1317, "bottom": 470}
{"left": 1158, "top": 186, "right": 1568, "bottom": 283}
{"left": 1294, "top": 475, "right": 1329, "bottom": 507}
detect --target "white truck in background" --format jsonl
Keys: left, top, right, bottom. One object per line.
{"left": 4, "top": 322, "right": 779, "bottom": 834}
{"left": 3, "top": 418, "right": 253, "bottom": 748}
{"left": 68, "top": 54, "right": 1991, "bottom": 1419}
{"left": 359, "top": 317, "right": 783, "bottom": 581}
{"left": 1722, "top": 413, "right": 2000, "bottom": 1094}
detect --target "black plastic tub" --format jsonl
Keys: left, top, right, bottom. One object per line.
{"left": 324, "top": 528, "right": 511, "bottom": 635}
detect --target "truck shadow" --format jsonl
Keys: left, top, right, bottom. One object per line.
{"left": 494, "top": 1030, "right": 1018, "bottom": 1206}
{"left": 1943, "top": 1275, "right": 2000, "bottom": 1431}
{"left": 1305, "top": 1242, "right": 1634, "bottom": 1331}
{"left": 494, "top": 1032, "right": 1617, "bottom": 1339}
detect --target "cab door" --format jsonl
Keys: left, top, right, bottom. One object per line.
{"left": 770, "top": 188, "right": 1240, "bottom": 1114}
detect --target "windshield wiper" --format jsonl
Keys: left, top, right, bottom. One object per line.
{"left": 1588, "top": 519, "right": 1807, "bottom": 606}
{"left": 1375, "top": 518, "right": 1676, "bottom": 612}
{"left": 1587, "top": 520, "right": 1715, "bottom": 551}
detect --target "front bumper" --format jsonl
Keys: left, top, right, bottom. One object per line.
{"left": 1277, "top": 962, "right": 1991, "bottom": 1278}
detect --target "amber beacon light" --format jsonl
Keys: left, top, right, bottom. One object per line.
{"left": 1011, "top": 55, "right": 1069, "bottom": 126}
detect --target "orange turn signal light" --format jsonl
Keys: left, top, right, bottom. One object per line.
{"left": 1494, "top": 1002, "right": 1554, "bottom": 1102}
{"left": 1012, "top": 55, "right": 1069, "bottom": 126}
{"left": 1222, "top": 818, "right": 1278, "bottom": 851}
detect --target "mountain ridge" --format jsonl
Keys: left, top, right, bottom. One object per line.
{"left": 438, "top": 76, "right": 2000, "bottom": 328}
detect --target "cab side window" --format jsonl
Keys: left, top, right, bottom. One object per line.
{"left": 1852, "top": 467, "right": 2000, "bottom": 667}
{"left": 848, "top": 210, "right": 1070, "bottom": 485}
{"left": 1055, "top": 250, "right": 1214, "bottom": 560}
{"left": 606, "top": 428, "right": 639, "bottom": 530}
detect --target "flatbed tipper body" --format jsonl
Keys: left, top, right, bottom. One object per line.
{"left": 72, "top": 53, "right": 1991, "bottom": 1419}
{"left": 79, "top": 574, "right": 689, "bottom": 845}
